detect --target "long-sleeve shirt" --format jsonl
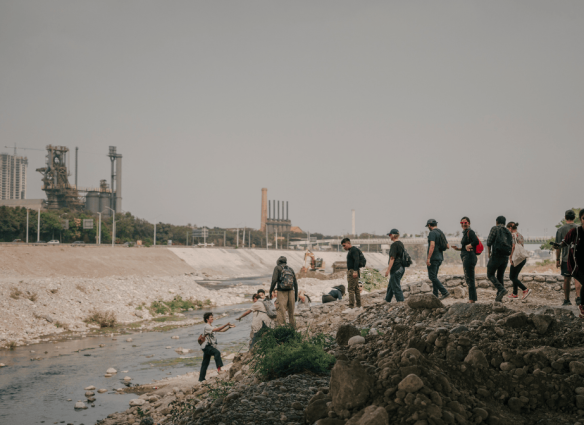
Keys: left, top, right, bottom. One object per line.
{"left": 346, "top": 246, "right": 362, "bottom": 276}
{"left": 269, "top": 264, "right": 298, "bottom": 300}
{"left": 486, "top": 224, "right": 504, "bottom": 248}
{"left": 460, "top": 228, "right": 479, "bottom": 259}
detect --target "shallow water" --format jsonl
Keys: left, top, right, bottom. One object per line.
{"left": 0, "top": 278, "right": 264, "bottom": 425}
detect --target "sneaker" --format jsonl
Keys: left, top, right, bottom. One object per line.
{"left": 439, "top": 293, "right": 450, "bottom": 301}
{"left": 495, "top": 288, "right": 508, "bottom": 302}
{"left": 508, "top": 294, "right": 518, "bottom": 299}
{"left": 562, "top": 299, "right": 571, "bottom": 306}
{"left": 522, "top": 289, "right": 532, "bottom": 300}
{"left": 579, "top": 305, "right": 584, "bottom": 319}
{"left": 577, "top": 297, "right": 581, "bottom": 305}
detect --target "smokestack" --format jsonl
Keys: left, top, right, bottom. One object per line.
{"left": 286, "top": 201, "right": 288, "bottom": 220}
{"left": 268, "top": 200, "right": 271, "bottom": 219}
{"left": 352, "top": 209, "right": 356, "bottom": 236}
{"left": 261, "top": 188, "right": 267, "bottom": 231}
{"left": 115, "top": 154, "right": 122, "bottom": 213}
{"left": 273, "top": 200, "right": 275, "bottom": 220}
{"left": 278, "top": 201, "right": 280, "bottom": 220}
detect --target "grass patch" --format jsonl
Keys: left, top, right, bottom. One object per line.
{"left": 25, "top": 291, "right": 38, "bottom": 302}
{"left": 136, "top": 305, "right": 143, "bottom": 311}
{"left": 361, "top": 328, "right": 370, "bottom": 337}
{"left": 536, "top": 259, "right": 554, "bottom": 267}
{"left": 148, "top": 297, "right": 214, "bottom": 316}
{"left": 360, "top": 268, "right": 387, "bottom": 291}
{"left": 203, "top": 380, "right": 235, "bottom": 400}
{"left": 55, "top": 321, "right": 69, "bottom": 330}
{"left": 7, "top": 341, "right": 17, "bottom": 350}
{"left": 84, "top": 310, "right": 117, "bottom": 328}
{"left": 146, "top": 356, "right": 202, "bottom": 368}
{"left": 10, "top": 288, "right": 22, "bottom": 300}
{"left": 153, "top": 316, "right": 187, "bottom": 323}
{"left": 252, "top": 326, "right": 336, "bottom": 380}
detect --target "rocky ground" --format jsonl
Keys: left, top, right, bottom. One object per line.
{"left": 94, "top": 271, "right": 584, "bottom": 425}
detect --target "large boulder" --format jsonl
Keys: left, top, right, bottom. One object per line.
{"left": 398, "top": 374, "right": 424, "bottom": 393}
{"left": 464, "top": 347, "right": 489, "bottom": 369}
{"left": 330, "top": 359, "right": 374, "bottom": 412}
{"left": 336, "top": 324, "right": 361, "bottom": 346}
{"left": 407, "top": 294, "right": 444, "bottom": 310}
{"left": 505, "top": 312, "right": 528, "bottom": 327}
{"left": 304, "top": 398, "right": 329, "bottom": 424}
{"left": 345, "top": 405, "right": 389, "bottom": 425}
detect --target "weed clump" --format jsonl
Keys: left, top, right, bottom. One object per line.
{"left": 148, "top": 297, "right": 214, "bottom": 316}
{"left": 10, "top": 288, "right": 22, "bottom": 299}
{"left": 55, "top": 321, "right": 69, "bottom": 330}
{"left": 252, "top": 326, "right": 336, "bottom": 380}
{"left": 7, "top": 341, "right": 17, "bottom": 350}
{"left": 84, "top": 310, "right": 117, "bottom": 328}
{"left": 25, "top": 291, "right": 38, "bottom": 302}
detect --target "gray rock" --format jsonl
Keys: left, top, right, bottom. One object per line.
{"left": 345, "top": 405, "right": 389, "bottom": 425}
{"left": 305, "top": 399, "right": 329, "bottom": 423}
{"left": 335, "top": 325, "right": 361, "bottom": 346}
{"left": 505, "top": 311, "right": 528, "bottom": 327}
{"left": 348, "top": 336, "right": 365, "bottom": 346}
{"left": 74, "top": 401, "right": 87, "bottom": 409}
{"left": 407, "top": 294, "right": 444, "bottom": 310}
{"left": 570, "top": 361, "right": 584, "bottom": 375}
{"left": 464, "top": 347, "right": 489, "bottom": 369}
{"left": 532, "top": 314, "right": 553, "bottom": 334}
{"left": 330, "top": 359, "right": 374, "bottom": 412}
{"left": 129, "top": 399, "right": 145, "bottom": 406}
{"left": 398, "top": 374, "right": 424, "bottom": 393}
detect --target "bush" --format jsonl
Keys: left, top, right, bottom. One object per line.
{"left": 149, "top": 301, "right": 170, "bottom": 315}
{"left": 10, "top": 288, "right": 22, "bottom": 300}
{"left": 252, "top": 326, "right": 336, "bottom": 379}
{"left": 84, "top": 310, "right": 117, "bottom": 328}
{"left": 25, "top": 291, "right": 38, "bottom": 302}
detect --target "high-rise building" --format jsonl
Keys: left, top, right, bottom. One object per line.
{"left": 0, "top": 153, "right": 28, "bottom": 200}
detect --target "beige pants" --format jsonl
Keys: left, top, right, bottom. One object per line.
{"left": 347, "top": 269, "right": 361, "bottom": 308}
{"left": 276, "top": 290, "right": 296, "bottom": 329}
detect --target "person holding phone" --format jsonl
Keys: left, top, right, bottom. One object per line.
{"left": 451, "top": 217, "right": 479, "bottom": 303}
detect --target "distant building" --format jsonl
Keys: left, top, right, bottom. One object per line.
{"left": 0, "top": 153, "right": 28, "bottom": 200}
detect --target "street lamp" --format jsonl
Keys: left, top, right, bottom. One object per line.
{"left": 104, "top": 207, "right": 116, "bottom": 247}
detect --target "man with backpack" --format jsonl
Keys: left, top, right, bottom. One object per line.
{"left": 553, "top": 209, "right": 584, "bottom": 317}
{"left": 341, "top": 237, "right": 366, "bottom": 309}
{"left": 486, "top": 216, "right": 511, "bottom": 301}
{"left": 269, "top": 256, "right": 298, "bottom": 328}
{"left": 555, "top": 210, "right": 581, "bottom": 306}
{"left": 384, "top": 229, "right": 409, "bottom": 303}
{"left": 425, "top": 219, "right": 450, "bottom": 300}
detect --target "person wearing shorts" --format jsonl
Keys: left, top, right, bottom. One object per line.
{"left": 556, "top": 210, "right": 580, "bottom": 305}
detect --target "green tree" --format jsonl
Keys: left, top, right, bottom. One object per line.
{"left": 541, "top": 208, "right": 581, "bottom": 249}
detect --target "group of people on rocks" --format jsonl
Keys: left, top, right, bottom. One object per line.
{"left": 368, "top": 209, "right": 583, "bottom": 316}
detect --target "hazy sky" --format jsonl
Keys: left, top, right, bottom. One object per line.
{"left": 1, "top": 1, "right": 582, "bottom": 238}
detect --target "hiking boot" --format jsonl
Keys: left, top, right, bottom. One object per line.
{"left": 495, "top": 288, "right": 508, "bottom": 302}
{"left": 522, "top": 289, "right": 532, "bottom": 300}
{"left": 562, "top": 299, "right": 571, "bottom": 306}
{"left": 439, "top": 293, "right": 450, "bottom": 301}
{"left": 507, "top": 294, "right": 518, "bottom": 299}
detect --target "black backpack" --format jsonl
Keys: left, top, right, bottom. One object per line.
{"left": 358, "top": 249, "right": 367, "bottom": 268}
{"left": 434, "top": 229, "right": 449, "bottom": 252}
{"left": 278, "top": 265, "right": 295, "bottom": 291}
{"left": 401, "top": 249, "right": 413, "bottom": 268}
{"left": 494, "top": 226, "right": 513, "bottom": 257}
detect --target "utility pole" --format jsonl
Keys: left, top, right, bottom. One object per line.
{"left": 154, "top": 223, "right": 157, "bottom": 246}
{"left": 266, "top": 227, "right": 268, "bottom": 250}
{"left": 204, "top": 228, "right": 206, "bottom": 246}
{"left": 276, "top": 229, "right": 278, "bottom": 250}
{"left": 26, "top": 209, "right": 29, "bottom": 243}
{"left": 249, "top": 231, "right": 251, "bottom": 248}
{"left": 236, "top": 228, "right": 239, "bottom": 248}
{"left": 37, "top": 206, "right": 40, "bottom": 242}
{"left": 97, "top": 212, "right": 101, "bottom": 245}
{"left": 242, "top": 228, "right": 245, "bottom": 249}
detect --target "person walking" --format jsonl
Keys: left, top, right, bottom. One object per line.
{"left": 556, "top": 210, "right": 581, "bottom": 305}
{"left": 384, "top": 229, "right": 405, "bottom": 303}
{"left": 554, "top": 209, "right": 584, "bottom": 317}
{"left": 506, "top": 222, "right": 531, "bottom": 300}
{"left": 341, "top": 238, "right": 364, "bottom": 309}
{"left": 486, "top": 216, "right": 511, "bottom": 301}
{"left": 198, "top": 312, "right": 233, "bottom": 382}
{"left": 451, "top": 217, "right": 479, "bottom": 303}
{"left": 425, "top": 219, "right": 450, "bottom": 300}
{"left": 269, "top": 256, "right": 298, "bottom": 328}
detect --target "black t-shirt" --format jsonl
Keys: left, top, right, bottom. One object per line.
{"left": 388, "top": 241, "right": 405, "bottom": 273}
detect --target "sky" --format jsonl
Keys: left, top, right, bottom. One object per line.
{"left": 1, "top": 1, "right": 582, "bottom": 238}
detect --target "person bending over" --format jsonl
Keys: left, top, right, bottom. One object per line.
{"left": 198, "top": 313, "right": 233, "bottom": 382}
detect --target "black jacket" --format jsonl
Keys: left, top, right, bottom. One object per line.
{"left": 460, "top": 228, "right": 480, "bottom": 259}
{"left": 346, "top": 246, "right": 362, "bottom": 276}
{"left": 269, "top": 256, "right": 298, "bottom": 301}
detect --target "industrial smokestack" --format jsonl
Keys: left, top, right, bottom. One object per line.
{"left": 352, "top": 209, "right": 356, "bottom": 236}
{"left": 273, "top": 200, "right": 275, "bottom": 220}
{"left": 260, "top": 188, "right": 267, "bottom": 232}
{"left": 115, "top": 154, "right": 122, "bottom": 214}
{"left": 278, "top": 201, "right": 280, "bottom": 220}
{"left": 286, "top": 201, "right": 289, "bottom": 220}
{"left": 268, "top": 200, "right": 271, "bottom": 219}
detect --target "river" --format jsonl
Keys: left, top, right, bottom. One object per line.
{"left": 0, "top": 276, "right": 269, "bottom": 425}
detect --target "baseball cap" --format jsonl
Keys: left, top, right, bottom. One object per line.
{"left": 425, "top": 219, "right": 437, "bottom": 227}
{"left": 387, "top": 229, "right": 399, "bottom": 235}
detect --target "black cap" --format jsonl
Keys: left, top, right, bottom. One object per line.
{"left": 425, "top": 219, "right": 437, "bottom": 227}
{"left": 387, "top": 229, "right": 399, "bottom": 235}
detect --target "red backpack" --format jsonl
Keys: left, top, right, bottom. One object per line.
{"left": 475, "top": 237, "right": 484, "bottom": 255}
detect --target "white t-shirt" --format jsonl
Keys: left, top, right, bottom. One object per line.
{"left": 201, "top": 323, "right": 217, "bottom": 349}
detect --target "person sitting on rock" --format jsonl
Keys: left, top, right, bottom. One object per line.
{"left": 198, "top": 312, "right": 233, "bottom": 382}
{"left": 322, "top": 285, "right": 344, "bottom": 303}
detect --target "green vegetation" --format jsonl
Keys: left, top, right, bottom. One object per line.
{"left": 361, "top": 328, "right": 370, "bottom": 337}
{"left": 541, "top": 208, "right": 581, "bottom": 250}
{"left": 7, "top": 341, "right": 17, "bottom": 350}
{"left": 84, "top": 310, "right": 117, "bottom": 328}
{"left": 252, "top": 326, "right": 336, "bottom": 380}
{"left": 148, "top": 297, "right": 213, "bottom": 316}
{"left": 360, "top": 268, "right": 387, "bottom": 291}
{"left": 203, "top": 380, "right": 235, "bottom": 400}
{"left": 536, "top": 259, "right": 554, "bottom": 267}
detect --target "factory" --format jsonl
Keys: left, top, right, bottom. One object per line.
{"left": 260, "top": 187, "right": 291, "bottom": 234}
{"left": 35, "top": 145, "right": 122, "bottom": 217}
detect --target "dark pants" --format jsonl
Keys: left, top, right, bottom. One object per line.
{"left": 427, "top": 260, "right": 448, "bottom": 297}
{"left": 574, "top": 269, "right": 584, "bottom": 306}
{"left": 510, "top": 259, "right": 527, "bottom": 295}
{"left": 462, "top": 254, "right": 477, "bottom": 301}
{"left": 322, "top": 294, "right": 336, "bottom": 303}
{"left": 385, "top": 267, "right": 405, "bottom": 303}
{"left": 199, "top": 345, "right": 223, "bottom": 381}
{"left": 487, "top": 255, "right": 508, "bottom": 292}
